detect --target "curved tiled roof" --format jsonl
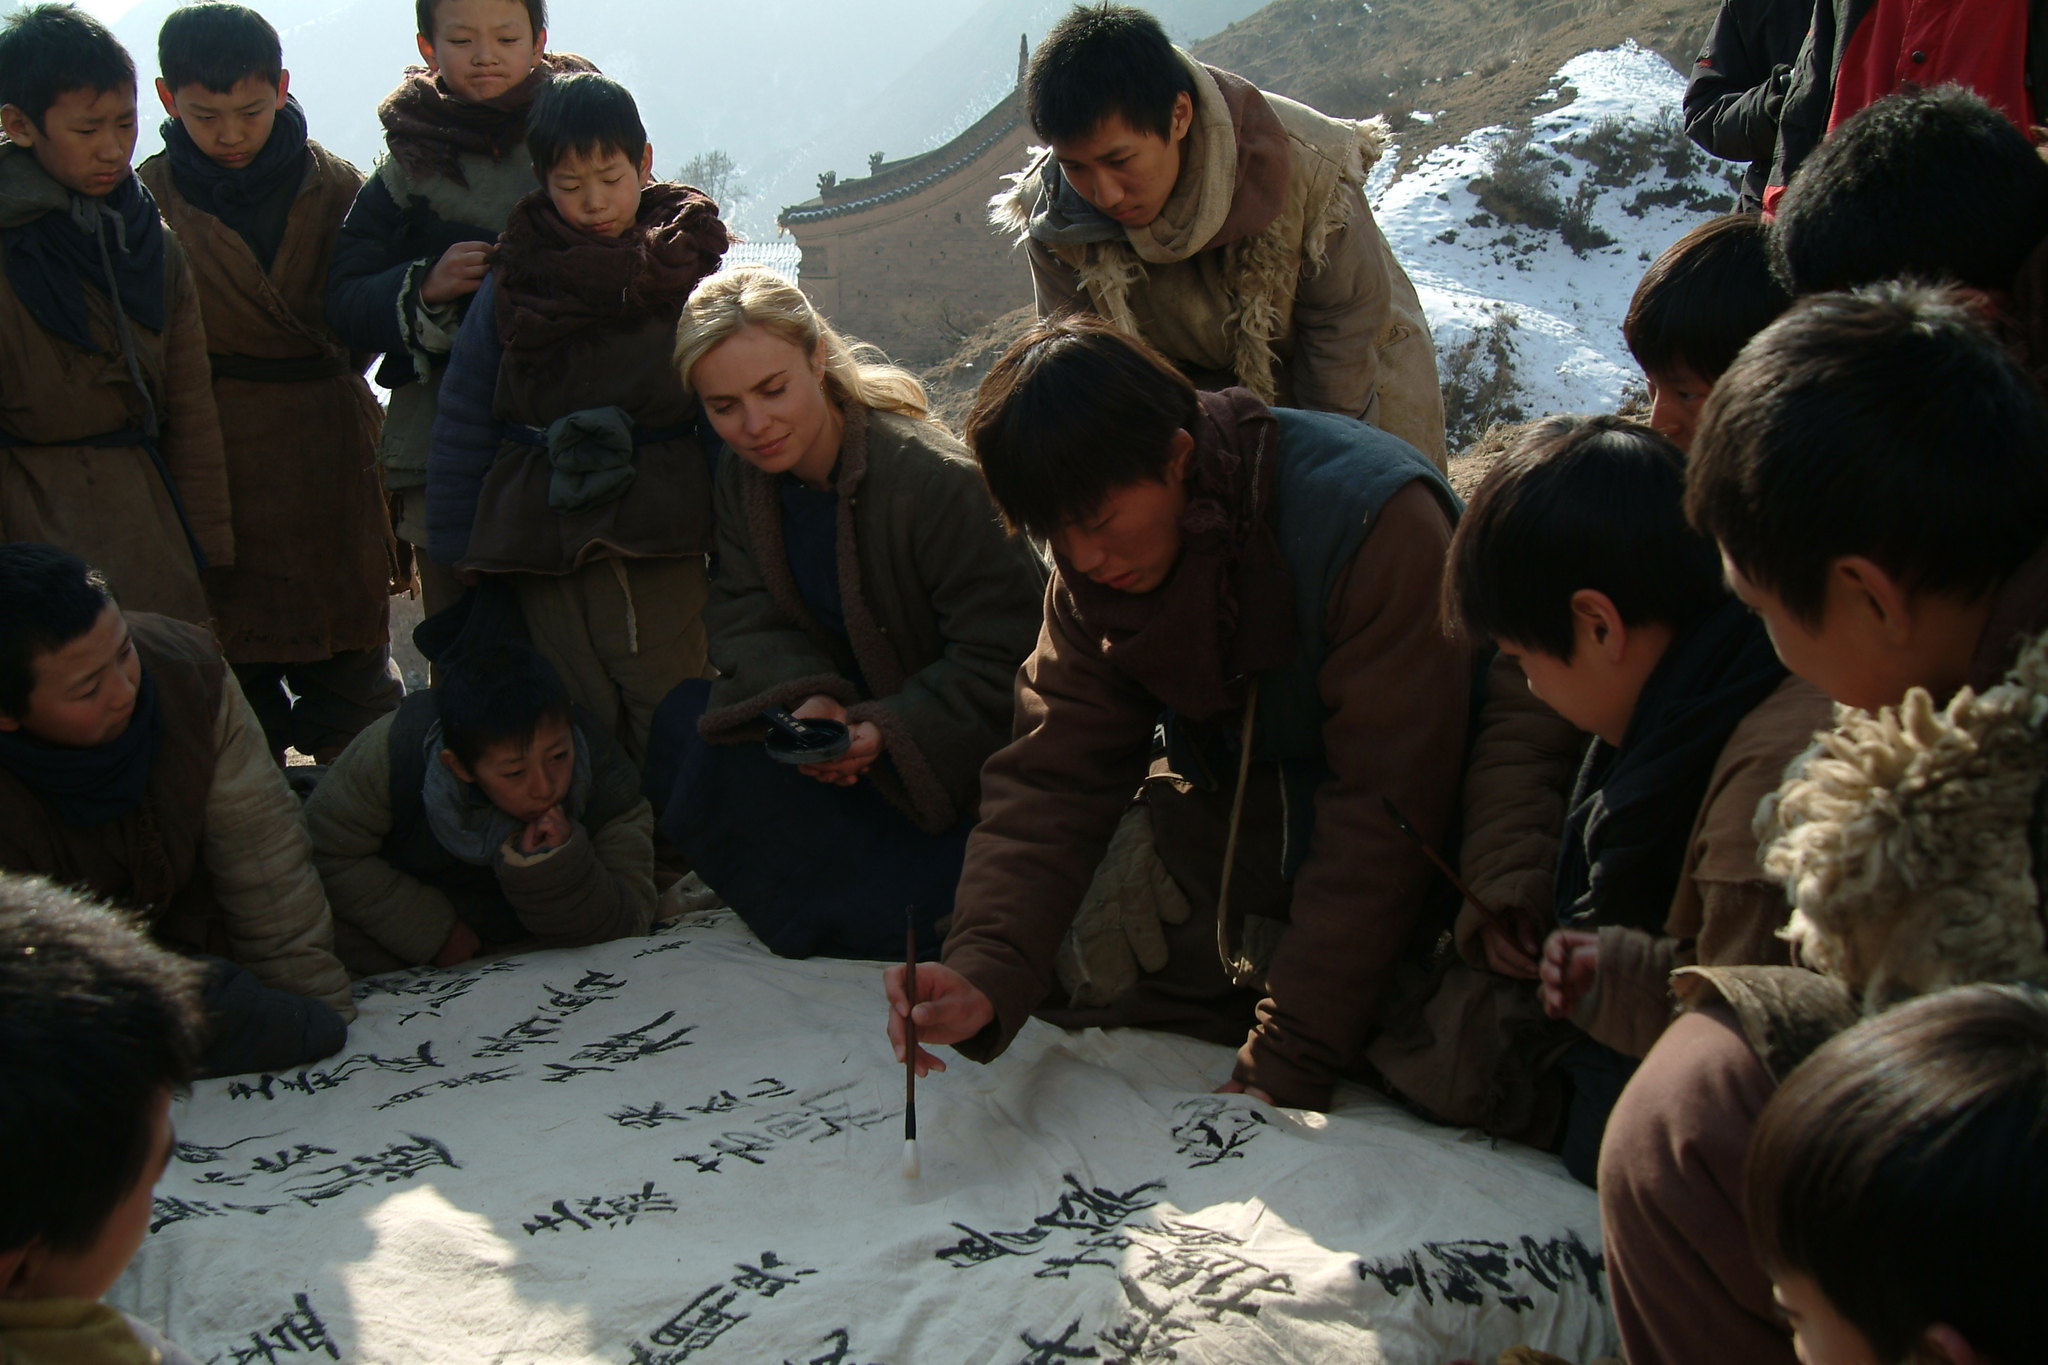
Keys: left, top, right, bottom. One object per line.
{"left": 778, "top": 115, "right": 1023, "bottom": 227}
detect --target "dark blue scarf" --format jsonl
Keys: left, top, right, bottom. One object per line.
{"left": 163, "top": 95, "right": 309, "bottom": 272}
{"left": 0, "top": 667, "right": 162, "bottom": 827}
{"left": 1554, "top": 598, "right": 1788, "bottom": 932}
{"left": 0, "top": 170, "right": 166, "bottom": 352}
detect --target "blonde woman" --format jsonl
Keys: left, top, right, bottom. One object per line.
{"left": 643, "top": 266, "right": 1045, "bottom": 959}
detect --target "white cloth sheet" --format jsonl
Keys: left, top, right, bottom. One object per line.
{"left": 113, "top": 910, "right": 1616, "bottom": 1364}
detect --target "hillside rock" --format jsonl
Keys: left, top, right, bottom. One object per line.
{"left": 920, "top": 305, "right": 1037, "bottom": 435}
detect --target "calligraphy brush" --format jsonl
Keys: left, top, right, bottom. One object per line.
{"left": 1381, "top": 796, "right": 1517, "bottom": 942}
{"left": 902, "top": 909, "right": 921, "bottom": 1180}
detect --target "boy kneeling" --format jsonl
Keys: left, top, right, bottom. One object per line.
{"left": 0, "top": 873, "right": 207, "bottom": 1363}
{"left": 307, "top": 640, "right": 655, "bottom": 972}
{"left": 0, "top": 543, "right": 352, "bottom": 1075}
{"left": 1413, "top": 417, "right": 1829, "bottom": 1183}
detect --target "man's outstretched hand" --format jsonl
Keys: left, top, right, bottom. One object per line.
{"left": 884, "top": 961, "right": 994, "bottom": 1078}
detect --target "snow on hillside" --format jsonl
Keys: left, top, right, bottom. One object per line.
{"left": 1370, "top": 42, "right": 1738, "bottom": 440}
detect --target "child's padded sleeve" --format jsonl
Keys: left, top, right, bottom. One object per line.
{"left": 1454, "top": 652, "right": 1586, "bottom": 967}
{"left": 303, "top": 711, "right": 463, "bottom": 967}
{"left": 425, "top": 271, "right": 507, "bottom": 565}
{"left": 492, "top": 798, "right": 657, "bottom": 948}
{"left": 201, "top": 672, "right": 354, "bottom": 1016}
{"left": 325, "top": 169, "right": 421, "bottom": 357}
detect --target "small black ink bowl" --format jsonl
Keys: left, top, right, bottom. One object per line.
{"left": 760, "top": 706, "right": 852, "bottom": 764}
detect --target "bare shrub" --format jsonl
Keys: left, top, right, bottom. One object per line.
{"left": 1558, "top": 180, "right": 1615, "bottom": 255}
{"left": 1440, "top": 307, "right": 1528, "bottom": 454}
{"left": 1566, "top": 115, "right": 1662, "bottom": 187}
{"left": 1472, "top": 126, "right": 1564, "bottom": 229}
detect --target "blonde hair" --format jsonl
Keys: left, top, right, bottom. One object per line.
{"left": 674, "top": 265, "right": 929, "bottom": 421}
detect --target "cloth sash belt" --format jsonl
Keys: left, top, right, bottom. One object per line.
{"left": 0, "top": 424, "right": 209, "bottom": 571}
{"left": 208, "top": 351, "right": 354, "bottom": 383}
{"left": 500, "top": 406, "right": 691, "bottom": 516}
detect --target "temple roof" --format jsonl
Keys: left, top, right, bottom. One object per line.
{"left": 778, "top": 84, "right": 1026, "bottom": 228}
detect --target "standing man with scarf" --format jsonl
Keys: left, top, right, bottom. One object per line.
{"left": 327, "top": 0, "right": 593, "bottom": 619}
{"left": 991, "top": 4, "right": 1446, "bottom": 467}
{"left": 141, "top": 2, "right": 402, "bottom": 765}
{"left": 885, "top": 319, "right": 1468, "bottom": 1113}
{"left": 0, "top": 3, "right": 230, "bottom": 626}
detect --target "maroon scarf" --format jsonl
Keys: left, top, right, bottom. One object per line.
{"left": 1058, "top": 388, "right": 1297, "bottom": 720}
{"left": 494, "top": 181, "right": 729, "bottom": 358}
{"left": 377, "top": 51, "right": 597, "bottom": 186}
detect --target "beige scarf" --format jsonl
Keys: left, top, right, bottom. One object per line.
{"left": 1127, "top": 55, "right": 1239, "bottom": 265}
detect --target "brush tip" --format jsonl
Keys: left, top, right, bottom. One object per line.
{"left": 902, "top": 1138, "right": 921, "bottom": 1180}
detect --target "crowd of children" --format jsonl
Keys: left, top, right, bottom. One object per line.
{"left": 1, "top": 0, "right": 2044, "bottom": 1360}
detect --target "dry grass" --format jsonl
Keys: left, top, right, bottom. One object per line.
{"left": 1193, "top": 0, "right": 1712, "bottom": 172}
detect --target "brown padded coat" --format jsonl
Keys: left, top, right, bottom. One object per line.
{"left": 1450, "top": 667, "right": 1829, "bottom": 1057}
{"left": 457, "top": 287, "right": 713, "bottom": 574}
{"left": 1600, "top": 548, "right": 2048, "bottom": 1365}
{"left": 0, "top": 143, "right": 231, "bottom": 622}
{"left": 138, "top": 141, "right": 395, "bottom": 663}
{"left": 1572, "top": 673, "right": 1832, "bottom": 1056}
{"left": 943, "top": 482, "right": 1469, "bottom": 1110}
{"left": 1000, "top": 57, "right": 1446, "bottom": 466}
{"left": 0, "top": 613, "right": 352, "bottom": 1015}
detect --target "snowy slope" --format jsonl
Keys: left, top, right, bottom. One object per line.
{"left": 1370, "top": 43, "right": 1739, "bottom": 437}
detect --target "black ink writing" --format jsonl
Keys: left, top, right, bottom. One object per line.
{"left": 374, "top": 1066, "right": 521, "bottom": 1109}
{"left": 1168, "top": 1097, "right": 1270, "bottom": 1169}
{"left": 610, "top": 1102, "right": 692, "bottom": 1130}
{"left": 520, "top": 1181, "right": 677, "bottom": 1235}
{"left": 941, "top": 1181, "right": 1295, "bottom": 1361}
{"left": 1357, "top": 1231, "right": 1605, "bottom": 1312}
{"left": 613, "top": 1079, "right": 797, "bottom": 1130}
{"left": 470, "top": 1016, "right": 564, "bottom": 1059}
{"left": 783, "top": 1329, "right": 885, "bottom": 1365}
{"left": 670, "top": 1084, "right": 894, "bottom": 1175}
{"left": 173, "top": 1133, "right": 283, "bottom": 1165}
{"left": 195, "top": 1144, "right": 340, "bottom": 1187}
{"left": 281, "top": 1134, "right": 459, "bottom": 1206}
{"left": 631, "top": 935, "right": 694, "bottom": 959}
{"left": 938, "top": 1175, "right": 1165, "bottom": 1274}
{"left": 1015, "top": 1320, "right": 1099, "bottom": 1363}
{"left": 225, "top": 1044, "right": 442, "bottom": 1102}
{"left": 469, "top": 971, "right": 628, "bottom": 1059}
{"left": 206, "top": 1293, "right": 340, "bottom": 1365}
{"left": 543, "top": 970, "right": 627, "bottom": 1014}
{"left": 574, "top": 1011, "right": 697, "bottom": 1065}
{"left": 626, "top": 1252, "right": 818, "bottom": 1363}
{"left": 149, "top": 1196, "right": 286, "bottom": 1235}
{"left": 352, "top": 960, "right": 521, "bottom": 1024}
